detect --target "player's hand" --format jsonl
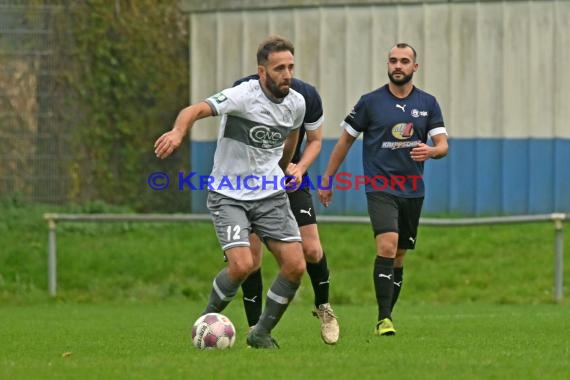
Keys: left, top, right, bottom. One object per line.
{"left": 284, "top": 163, "right": 303, "bottom": 192}
{"left": 318, "top": 175, "right": 333, "bottom": 207}
{"left": 154, "top": 130, "right": 184, "bottom": 159}
{"left": 410, "top": 143, "right": 432, "bottom": 162}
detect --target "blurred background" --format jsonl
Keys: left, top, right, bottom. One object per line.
{"left": 1, "top": 0, "right": 569, "bottom": 216}
{"left": 0, "top": 0, "right": 190, "bottom": 212}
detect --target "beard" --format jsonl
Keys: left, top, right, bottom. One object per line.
{"left": 388, "top": 71, "right": 413, "bottom": 86}
{"left": 265, "top": 73, "right": 290, "bottom": 99}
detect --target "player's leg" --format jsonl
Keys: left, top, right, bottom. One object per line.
{"left": 202, "top": 246, "right": 255, "bottom": 314}
{"left": 202, "top": 192, "right": 256, "bottom": 314}
{"left": 247, "top": 239, "right": 304, "bottom": 348}
{"left": 259, "top": 238, "right": 305, "bottom": 329}
{"left": 373, "top": 232, "right": 398, "bottom": 335}
{"left": 392, "top": 249, "right": 406, "bottom": 311}
{"left": 246, "top": 192, "right": 305, "bottom": 348}
{"left": 301, "top": 224, "right": 327, "bottom": 302}
{"left": 289, "top": 188, "right": 329, "bottom": 307}
{"left": 303, "top": 223, "right": 339, "bottom": 344}
{"left": 240, "top": 233, "right": 264, "bottom": 328}
{"left": 366, "top": 192, "right": 399, "bottom": 336}
{"left": 300, "top": 223, "right": 340, "bottom": 343}
{"left": 392, "top": 196, "right": 424, "bottom": 311}
{"left": 288, "top": 187, "right": 339, "bottom": 343}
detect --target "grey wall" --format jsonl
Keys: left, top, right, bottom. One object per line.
{"left": 182, "top": 0, "right": 570, "bottom": 215}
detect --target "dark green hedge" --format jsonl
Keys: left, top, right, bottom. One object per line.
{"left": 61, "top": 0, "right": 190, "bottom": 212}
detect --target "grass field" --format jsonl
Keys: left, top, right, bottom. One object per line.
{"left": 1, "top": 301, "right": 569, "bottom": 380}
{"left": 1, "top": 201, "right": 569, "bottom": 379}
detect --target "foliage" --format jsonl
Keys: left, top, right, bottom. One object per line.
{"left": 59, "top": 0, "right": 190, "bottom": 211}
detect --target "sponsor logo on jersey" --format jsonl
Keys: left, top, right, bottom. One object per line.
{"left": 224, "top": 116, "right": 289, "bottom": 149}
{"left": 249, "top": 125, "right": 283, "bottom": 149}
{"left": 381, "top": 140, "right": 421, "bottom": 150}
{"left": 391, "top": 123, "right": 415, "bottom": 140}
{"left": 383, "top": 123, "right": 420, "bottom": 149}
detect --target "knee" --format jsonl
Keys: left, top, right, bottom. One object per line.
{"left": 302, "top": 243, "right": 323, "bottom": 263}
{"left": 228, "top": 257, "right": 256, "bottom": 281}
{"left": 285, "top": 261, "right": 306, "bottom": 282}
{"left": 394, "top": 249, "right": 406, "bottom": 267}
{"left": 292, "top": 259, "right": 306, "bottom": 277}
{"left": 251, "top": 253, "right": 262, "bottom": 271}
{"left": 283, "top": 251, "right": 306, "bottom": 281}
{"left": 378, "top": 240, "right": 398, "bottom": 258}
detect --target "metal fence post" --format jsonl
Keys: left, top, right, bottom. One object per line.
{"left": 47, "top": 215, "right": 57, "bottom": 297}
{"left": 553, "top": 214, "right": 565, "bottom": 302}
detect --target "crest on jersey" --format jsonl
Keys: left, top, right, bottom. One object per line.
{"left": 411, "top": 109, "right": 428, "bottom": 118}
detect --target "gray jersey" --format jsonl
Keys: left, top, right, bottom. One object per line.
{"left": 205, "top": 79, "right": 306, "bottom": 201}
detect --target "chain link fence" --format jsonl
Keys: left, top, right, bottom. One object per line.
{"left": 0, "top": 0, "right": 72, "bottom": 203}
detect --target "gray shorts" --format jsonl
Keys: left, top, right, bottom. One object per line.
{"left": 207, "top": 191, "right": 301, "bottom": 251}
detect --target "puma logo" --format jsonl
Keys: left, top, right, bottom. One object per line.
{"left": 394, "top": 281, "right": 402, "bottom": 287}
{"left": 243, "top": 296, "right": 258, "bottom": 303}
{"left": 396, "top": 104, "right": 406, "bottom": 112}
{"left": 300, "top": 208, "right": 312, "bottom": 217}
{"left": 408, "top": 237, "right": 416, "bottom": 244}
{"left": 379, "top": 273, "right": 392, "bottom": 280}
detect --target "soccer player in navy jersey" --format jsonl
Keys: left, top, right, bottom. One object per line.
{"left": 318, "top": 43, "right": 449, "bottom": 336}
{"left": 233, "top": 75, "right": 339, "bottom": 345}
{"left": 155, "top": 36, "right": 307, "bottom": 349}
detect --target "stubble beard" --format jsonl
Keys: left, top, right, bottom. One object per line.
{"left": 388, "top": 71, "right": 413, "bottom": 86}
{"left": 265, "top": 74, "right": 290, "bottom": 99}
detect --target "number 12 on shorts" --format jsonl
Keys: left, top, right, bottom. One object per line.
{"left": 226, "top": 225, "right": 241, "bottom": 241}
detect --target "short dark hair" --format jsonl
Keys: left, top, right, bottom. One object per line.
{"left": 256, "top": 36, "right": 295, "bottom": 66}
{"left": 394, "top": 42, "right": 417, "bottom": 61}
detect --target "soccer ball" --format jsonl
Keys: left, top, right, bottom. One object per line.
{"left": 191, "top": 313, "right": 236, "bottom": 349}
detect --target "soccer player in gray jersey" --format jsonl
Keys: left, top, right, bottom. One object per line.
{"left": 155, "top": 36, "right": 306, "bottom": 349}
{"left": 319, "top": 43, "right": 449, "bottom": 336}
{"left": 234, "top": 75, "right": 340, "bottom": 345}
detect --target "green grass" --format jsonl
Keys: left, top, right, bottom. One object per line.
{"left": 1, "top": 301, "right": 569, "bottom": 380}
{"left": 1, "top": 201, "right": 569, "bottom": 379}
{"left": 0, "top": 201, "right": 567, "bottom": 304}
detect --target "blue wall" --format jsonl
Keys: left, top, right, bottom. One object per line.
{"left": 190, "top": 138, "right": 570, "bottom": 216}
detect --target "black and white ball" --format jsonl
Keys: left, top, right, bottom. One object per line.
{"left": 191, "top": 313, "right": 236, "bottom": 349}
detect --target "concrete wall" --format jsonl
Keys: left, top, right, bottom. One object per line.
{"left": 181, "top": 0, "right": 570, "bottom": 215}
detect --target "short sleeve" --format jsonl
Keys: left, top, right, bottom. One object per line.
{"left": 205, "top": 82, "right": 249, "bottom": 116}
{"left": 341, "top": 96, "right": 368, "bottom": 137}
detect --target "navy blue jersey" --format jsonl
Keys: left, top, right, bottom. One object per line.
{"left": 343, "top": 85, "right": 447, "bottom": 197}
{"left": 233, "top": 75, "right": 324, "bottom": 166}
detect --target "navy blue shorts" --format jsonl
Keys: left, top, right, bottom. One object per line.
{"left": 287, "top": 186, "right": 317, "bottom": 227}
{"left": 366, "top": 192, "right": 423, "bottom": 250}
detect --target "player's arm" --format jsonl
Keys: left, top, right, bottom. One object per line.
{"left": 410, "top": 133, "right": 448, "bottom": 162}
{"left": 318, "top": 130, "right": 357, "bottom": 207}
{"left": 154, "top": 102, "right": 213, "bottom": 159}
{"left": 279, "top": 128, "right": 300, "bottom": 172}
{"left": 295, "top": 127, "right": 322, "bottom": 174}
{"left": 286, "top": 127, "right": 322, "bottom": 189}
